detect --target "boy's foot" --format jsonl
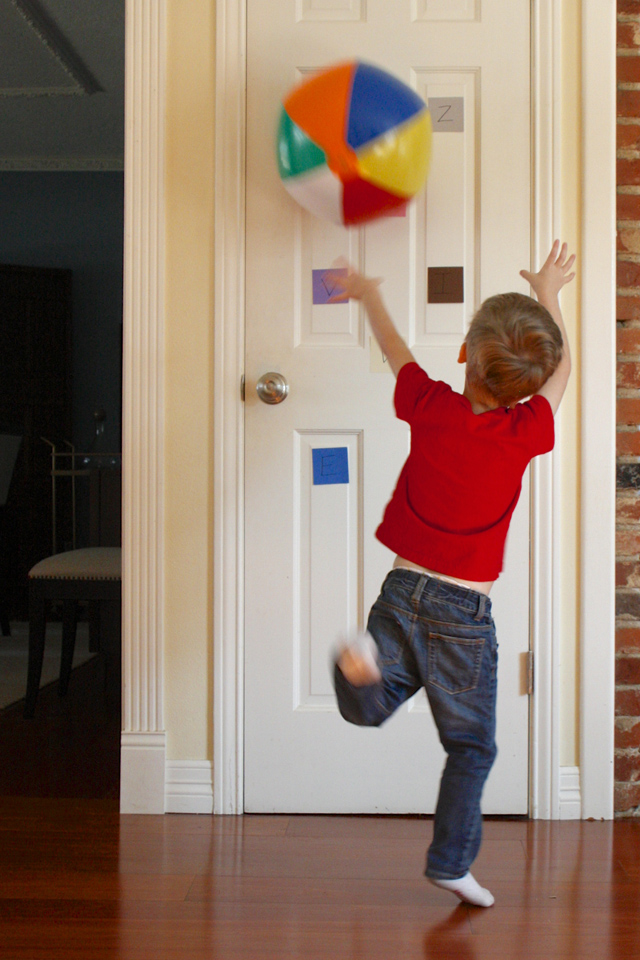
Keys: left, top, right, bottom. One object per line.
{"left": 429, "top": 872, "right": 495, "bottom": 908}
{"left": 336, "top": 632, "right": 382, "bottom": 686}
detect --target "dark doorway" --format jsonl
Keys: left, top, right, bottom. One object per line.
{"left": 0, "top": 1, "right": 124, "bottom": 800}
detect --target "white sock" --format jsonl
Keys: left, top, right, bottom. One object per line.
{"left": 429, "top": 872, "right": 494, "bottom": 908}
{"left": 337, "top": 632, "right": 382, "bottom": 686}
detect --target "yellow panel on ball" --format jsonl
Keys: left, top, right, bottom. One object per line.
{"left": 355, "top": 111, "right": 433, "bottom": 199}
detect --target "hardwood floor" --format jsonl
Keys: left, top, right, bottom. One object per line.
{"left": 0, "top": 804, "right": 639, "bottom": 958}
{"left": 0, "top": 656, "right": 120, "bottom": 799}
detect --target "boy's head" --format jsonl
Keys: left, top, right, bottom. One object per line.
{"left": 462, "top": 292, "right": 563, "bottom": 407}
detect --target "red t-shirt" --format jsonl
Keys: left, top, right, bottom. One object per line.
{"left": 375, "top": 362, "right": 555, "bottom": 581}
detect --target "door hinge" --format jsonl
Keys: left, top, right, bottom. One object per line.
{"left": 241, "top": 375, "right": 245, "bottom": 402}
{"left": 526, "top": 651, "right": 534, "bottom": 696}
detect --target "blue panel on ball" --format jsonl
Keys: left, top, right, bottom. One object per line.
{"left": 346, "top": 62, "right": 425, "bottom": 150}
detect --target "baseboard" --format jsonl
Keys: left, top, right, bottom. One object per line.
{"left": 165, "top": 761, "right": 214, "bottom": 814}
{"left": 120, "top": 731, "right": 167, "bottom": 814}
{"left": 559, "top": 766, "right": 581, "bottom": 820}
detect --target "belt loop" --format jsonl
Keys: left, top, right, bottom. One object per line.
{"left": 474, "top": 595, "right": 486, "bottom": 621}
{"left": 411, "top": 575, "right": 426, "bottom": 607}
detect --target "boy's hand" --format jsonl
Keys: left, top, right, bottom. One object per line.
{"left": 522, "top": 240, "right": 575, "bottom": 416}
{"left": 325, "top": 263, "right": 383, "bottom": 304}
{"left": 519, "top": 240, "right": 576, "bottom": 304}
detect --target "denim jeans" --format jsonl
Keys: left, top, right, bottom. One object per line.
{"left": 333, "top": 568, "right": 498, "bottom": 880}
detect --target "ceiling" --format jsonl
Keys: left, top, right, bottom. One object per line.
{"left": 0, "top": 0, "right": 124, "bottom": 170}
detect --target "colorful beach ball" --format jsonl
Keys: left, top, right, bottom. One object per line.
{"left": 277, "top": 61, "right": 432, "bottom": 226}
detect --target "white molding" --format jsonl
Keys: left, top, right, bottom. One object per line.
{"left": 120, "top": 732, "right": 166, "bottom": 814}
{"left": 529, "top": 0, "right": 562, "bottom": 821}
{"left": 559, "top": 766, "right": 581, "bottom": 820}
{"left": 120, "top": 0, "right": 167, "bottom": 815}
{"left": 213, "top": 0, "right": 246, "bottom": 815}
{"left": 579, "top": 0, "right": 616, "bottom": 821}
{"left": 0, "top": 159, "right": 124, "bottom": 171}
{"left": 165, "top": 761, "right": 214, "bottom": 814}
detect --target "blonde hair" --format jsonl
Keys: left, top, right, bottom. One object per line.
{"left": 465, "top": 292, "right": 563, "bottom": 406}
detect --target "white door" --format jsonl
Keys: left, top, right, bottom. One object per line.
{"left": 245, "top": 0, "right": 532, "bottom": 813}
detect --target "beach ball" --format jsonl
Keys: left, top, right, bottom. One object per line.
{"left": 277, "top": 61, "right": 432, "bottom": 226}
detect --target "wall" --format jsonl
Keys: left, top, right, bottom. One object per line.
{"left": 558, "top": 0, "right": 582, "bottom": 772}
{"left": 615, "top": 0, "right": 640, "bottom": 816}
{"left": 163, "top": 0, "right": 216, "bottom": 763}
{"left": 0, "top": 172, "right": 124, "bottom": 453}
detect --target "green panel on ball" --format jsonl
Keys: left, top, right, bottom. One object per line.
{"left": 277, "top": 108, "right": 327, "bottom": 180}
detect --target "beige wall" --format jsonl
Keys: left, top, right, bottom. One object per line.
{"left": 558, "top": 0, "right": 582, "bottom": 768}
{"left": 161, "top": 0, "right": 582, "bottom": 770}
{"left": 164, "top": 0, "right": 216, "bottom": 760}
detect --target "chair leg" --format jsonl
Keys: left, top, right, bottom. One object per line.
{"left": 24, "top": 595, "right": 47, "bottom": 719}
{"left": 59, "top": 600, "right": 78, "bottom": 697}
{"left": 0, "top": 608, "right": 10, "bottom": 637}
{"left": 88, "top": 601, "right": 101, "bottom": 653}
{"left": 101, "top": 599, "right": 121, "bottom": 706}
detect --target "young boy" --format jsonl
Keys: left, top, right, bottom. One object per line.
{"left": 330, "top": 241, "right": 575, "bottom": 908}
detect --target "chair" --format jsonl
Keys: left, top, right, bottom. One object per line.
{"left": 0, "top": 431, "right": 22, "bottom": 637}
{"left": 24, "top": 468, "right": 121, "bottom": 719}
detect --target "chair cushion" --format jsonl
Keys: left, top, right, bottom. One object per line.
{"left": 29, "top": 547, "right": 121, "bottom": 581}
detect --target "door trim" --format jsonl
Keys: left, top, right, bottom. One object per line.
{"left": 213, "top": 0, "right": 247, "bottom": 814}
{"left": 211, "top": 0, "right": 615, "bottom": 816}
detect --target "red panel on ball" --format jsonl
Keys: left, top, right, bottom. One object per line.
{"left": 342, "top": 178, "right": 406, "bottom": 225}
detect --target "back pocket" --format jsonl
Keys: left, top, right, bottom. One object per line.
{"left": 427, "top": 632, "right": 485, "bottom": 694}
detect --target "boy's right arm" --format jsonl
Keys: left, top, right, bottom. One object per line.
{"left": 328, "top": 269, "right": 415, "bottom": 378}
{"left": 520, "top": 240, "right": 576, "bottom": 416}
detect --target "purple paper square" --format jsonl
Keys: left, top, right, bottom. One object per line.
{"left": 312, "top": 268, "right": 348, "bottom": 305}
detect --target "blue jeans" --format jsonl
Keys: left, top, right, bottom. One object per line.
{"left": 333, "top": 568, "right": 498, "bottom": 880}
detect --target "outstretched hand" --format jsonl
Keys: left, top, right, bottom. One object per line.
{"left": 325, "top": 260, "right": 383, "bottom": 304}
{"left": 520, "top": 240, "right": 576, "bottom": 304}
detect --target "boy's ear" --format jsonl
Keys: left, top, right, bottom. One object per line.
{"left": 458, "top": 342, "right": 467, "bottom": 364}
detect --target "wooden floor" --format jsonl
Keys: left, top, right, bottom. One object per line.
{"left": 0, "top": 656, "right": 120, "bottom": 799}
{"left": 1, "top": 804, "right": 640, "bottom": 959}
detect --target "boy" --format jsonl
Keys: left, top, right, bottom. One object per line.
{"left": 330, "top": 241, "right": 575, "bottom": 908}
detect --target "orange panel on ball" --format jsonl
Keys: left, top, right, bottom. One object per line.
{"left": 283, "top": 62, "right": 358, "bottom": 183}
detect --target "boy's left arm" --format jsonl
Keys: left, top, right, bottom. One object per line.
{"left": 520, "top": 240, "right": 575, "bottom": 416}
{"left": 327, "top": 269, "right": 415, "bottom": 378}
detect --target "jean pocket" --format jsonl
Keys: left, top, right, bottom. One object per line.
{"left": 427, "top": 632, "right": 486, "bottom": 694}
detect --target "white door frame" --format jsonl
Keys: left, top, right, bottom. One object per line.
{"left": 119, "top": 0, "right": 616, "bottom": 816}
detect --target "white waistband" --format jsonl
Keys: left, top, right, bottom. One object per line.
{"left": 392, "top": 564, "right": 473, "bottom": 591}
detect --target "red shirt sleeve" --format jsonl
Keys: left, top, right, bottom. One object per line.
{"left": 394, "top": 362, "right": 436, "bottom": 423}
{"left": 516, "top": 394, "right": 555, "bottom": 456}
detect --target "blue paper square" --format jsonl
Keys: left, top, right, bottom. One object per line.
{"left": 312, "top": 268, "right": 348, "bottom": 305}
{"left": 312, "top": 447, "right": 349, "bottom": 485}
